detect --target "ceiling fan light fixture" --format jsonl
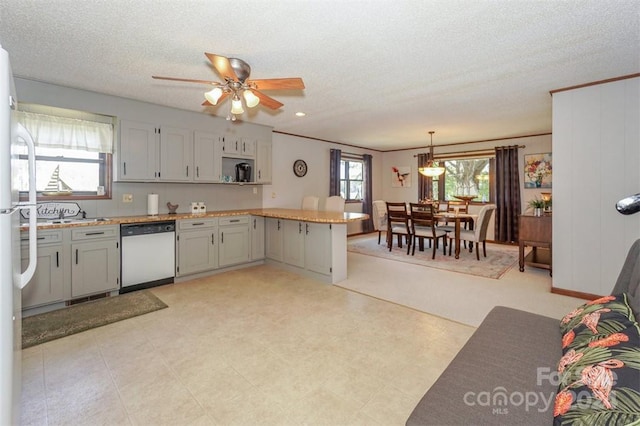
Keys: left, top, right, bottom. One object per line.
{"left": 230, "top": 95, "right": 245, "bottom": 115}
{"left": 204, "top": 87, "right": 223, "bottom": 105}
{"left": 243, "top": 90, "right": 260, "bottom": 108}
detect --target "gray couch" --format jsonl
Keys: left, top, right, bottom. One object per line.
{"left": 407, "top": 240, "right": 640, "bottom": 425}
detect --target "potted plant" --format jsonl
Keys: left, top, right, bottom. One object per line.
{"left": 528, "top": 197, "right": 545, "bottom": 217}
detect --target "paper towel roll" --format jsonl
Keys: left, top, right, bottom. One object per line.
{"left": 147, "top": 193, "right": 159, "bottom": 215}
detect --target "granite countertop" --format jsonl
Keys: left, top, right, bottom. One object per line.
{"left": 23, "top": 208, "right": 369, "bottom": 230}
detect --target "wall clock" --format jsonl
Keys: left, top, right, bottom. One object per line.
{"left": 293, "top": 159, "right": 308, "bottom": 177}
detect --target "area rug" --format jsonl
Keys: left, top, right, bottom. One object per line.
{"left": 22, "top": 290, "right": 168, "bottom": 348}
{"left": 347, "top": 234, "right": 519, "bottom": 279}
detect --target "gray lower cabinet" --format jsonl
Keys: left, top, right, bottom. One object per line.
{"left": 176, "top": 218, "right": 218, "bottom": 276}
{"left": 219, "top": 216, "right": 250, "bottom": 267}
{"left": 304, "top": 222, "right": 332, "bottom": 276}
{"left": 21, "top": 230, "right": 65, "bottom": 309}
{"left": 265, "top": 218, "right": 283, "bottom": 261}
{"left": 70, "top": 226, "right": 120, "bottom": 297}
{"left": 250, "top": 216, "right": 265, "bottom": 260}
{"left": 283, "top": 220, "right": 305, "bottom": 268}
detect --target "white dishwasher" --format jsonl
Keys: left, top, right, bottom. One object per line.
{"left": 120, "top": 221, "right": 175, "bottom": 293}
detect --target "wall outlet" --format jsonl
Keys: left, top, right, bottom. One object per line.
{"left": 253, "top": 187, "right": 258, "bottom": 195}
{"left": 122, "top": 194, "right": 133, "bottom": 203}
{"left": 271, "top": 192, "right": 276, "bottom": 198}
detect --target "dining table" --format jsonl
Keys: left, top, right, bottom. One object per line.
{"left": 434, "top": 212, "right": 477, "bottom": 259}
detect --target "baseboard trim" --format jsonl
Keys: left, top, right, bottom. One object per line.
{"left": 551, "top": 287, "right": 601, "bottom": 300}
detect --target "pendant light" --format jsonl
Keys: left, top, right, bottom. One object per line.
{"left": 419, "top": 131, "right": 445, "bottom": 177}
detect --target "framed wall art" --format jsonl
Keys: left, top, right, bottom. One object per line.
{"left": 524, "top": 153, "right": 552, "bottom": 188}
{"left": 391, "top": 166, "right": 411, "bottom": 187}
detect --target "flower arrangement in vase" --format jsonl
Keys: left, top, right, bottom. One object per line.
{"left": 528, "top": 197, "right": 545, "bottom": 216}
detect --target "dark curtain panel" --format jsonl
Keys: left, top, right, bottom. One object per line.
{"left": 329, "top": 149, "right": 341, "bottom": 196}
{"left": 417, "top": 153, "right": 431, "bottom": 201}
{"left": 494, "top": 145, "right": 521, "bottom": 243}
{"left": 362, "top": 154, "right": 373, "bottom": 232}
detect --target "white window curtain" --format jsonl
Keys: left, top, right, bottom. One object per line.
{"left": 16, "top": 111, "right": 113, "bottom": 153}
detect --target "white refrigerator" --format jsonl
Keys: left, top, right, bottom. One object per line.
{"left": 0, "top": 45, "right": 38, "bottom": 424}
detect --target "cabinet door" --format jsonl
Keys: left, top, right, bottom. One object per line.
{"left": 119, "top": 120, "right": 159, "bottom": 181}
{"left": 71, "top": 240, "right": 119, "bottom": 297}
{"left": 219, "top": 225, "right": 250, "bottom": 267}
{"left": 177, "top": 229, "right": 218, "bottom": 276}
{"left": 21, "top": 245, "right": 64, "bottom": 309}
{"left": 283, "top": 220, "right": 305, "bottom": 268}
{"left": 265, "top": 218, "right": 283, "bottom": 262}
{"left": 241, "top": 138, "right": 256, "bottom": 157}
{"left": 250, "top": 216, "right": 265, "bottom": 260}
{"left": 305, "top": 223, "right": 332, "bottom": 276}
{"left": 194, "top": 131, "right": 223, "bottom": 182}
{"left": 160, "top": 126, "right": 193, "bottom": 181}
{"left": 256, "top": 140, "right": 272, "bottom": 183}
{"left": 222, "top": 136, "right": 239, "bottom": 155}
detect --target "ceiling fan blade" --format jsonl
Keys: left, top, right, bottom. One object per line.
{"left": 248, "top": 78, "right": 305, "bottom": 91}
{"left": 251, "top": 89, "right": 284, "bottom": 110}
{"left": 205, "top": 53, "right": 238, "bottom": 82}
{"left": 152, "top": 75, "right": 221, "bottom": 85}
{"left": 201, "top": 92, "right": 230, "bottom": 107}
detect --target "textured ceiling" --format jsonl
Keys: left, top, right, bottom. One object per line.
{"left": 1, "top": 1, "right": 638, "bottom": 151}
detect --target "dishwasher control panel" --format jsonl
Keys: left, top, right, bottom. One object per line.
{"left": 121, "top": 221, "right": 175, "bottom": 236}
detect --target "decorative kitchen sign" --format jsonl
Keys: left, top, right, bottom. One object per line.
{"left": 20, "top": 202, "right": 82, "bottom": 219}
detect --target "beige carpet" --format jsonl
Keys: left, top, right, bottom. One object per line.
{"left": 22, "top": 290, "right": 168, "bottom": 348}
{"left": 348, "top": 234, "right": 519, "bottom": 279}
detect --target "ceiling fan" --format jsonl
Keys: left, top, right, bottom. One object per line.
{"left": 152, "top": 52, "right": 305, "bottom": 121}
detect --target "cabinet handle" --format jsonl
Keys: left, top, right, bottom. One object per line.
{"left": 211, "top": 233, "right": 214, "bottom": 245}
{"left": 85, "top": 231, "right": 104, "bottom": 236}
{"left": 75, "top": 249, "right": 78, "bottom": 265}
{"left": 277, "top": 220, "right": 280, "bottom": 230}
{"left": 197, "top": 166, "right": 199, "bottom": 178}
{"left": 229, "top": 219, "right": 240, "bottom": 223}
{"left": 243, "top": 142, "right": 245, "bottom": 152}
{"left": 123, "top": 162, "right": 127, "bottom": 175}
{"left": 186, "top": 165, "right": 189, "bottom": 177}
{"left": 299, "top": 222, "right": 302, "bottom": 233}
{"left": 192, "top": 222, "right": 205, "bottom": 226}
{"left": 56, "top": 251, "right": 59, "bottom": 268}
{"left": 253, "top": 218, "right": 256, "bottom": 229}
{"left": 235, "top": 141, "right": 238, "bottom": 151}
{"left": 306, "top": 223, "right": 309, "bottom": 235}
{"left": 221, "top": 232, "right": 224, "bottom": 243}
{"left": 258, "top": 170, "right": 261, "bottom": 179}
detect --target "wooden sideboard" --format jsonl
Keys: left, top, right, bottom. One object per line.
{"left": 519, "top": 214, "right": 552, "bottom": 276}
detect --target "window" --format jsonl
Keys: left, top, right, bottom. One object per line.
{"left": 15, "top": 106, "right": 114, "bottom": 200}
{"left": 433, "top": 157, "right": 491, "bottom": 202}
{"left": 339, "top": 158, "right": 363, "bottom": 201}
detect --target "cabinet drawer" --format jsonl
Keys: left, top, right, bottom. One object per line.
{"left": 71, "top": 225, "right": 119, "bottom": 241}
{"left": 179, "top": 218, "right": 218, "bottom": 230}
{"left": 219, "top": 216, "right": 249, "bottom": 226}
{"left": 22, "top": 230, "right": 64, "bottom": 246}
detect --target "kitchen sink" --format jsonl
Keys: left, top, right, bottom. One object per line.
{"left": 38, "top": 217, "right": 110, "bottom": 225}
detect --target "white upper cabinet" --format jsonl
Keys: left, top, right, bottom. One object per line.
{"left": 119, "top": 120, "right": 159, "bottom": 181}
{"left": 193, "top": 131, "right": 223, "bottom": 182}
{"left": 160, "top": 126, "right": 193, "bottom": 181}
{"left": 256, "top": 140, "right": 272, "bottom": 183}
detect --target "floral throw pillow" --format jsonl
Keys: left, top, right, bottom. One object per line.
{"left": 554, "top": 295, "right": 640, "bottom": 425}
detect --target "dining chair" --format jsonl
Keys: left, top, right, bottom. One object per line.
{"left": 435, "top": 201, "right": 454, "bottom": 231}
{"left": 409, "top": 203, "right": 448, "bottom": 258}
{"left": 324, "top": 196, "right": 345, "bottom": 212}
{"left": 386, "top": 201, "right": 412, "bottom": 253}
{"left": 449, "top": 204, "right": 496, "bottom": 260}
{"left": 372, "top": 200, "right": 388, "bottom": 244}
{"left": 301, "top": 195, "right": 319, "bottom": 210}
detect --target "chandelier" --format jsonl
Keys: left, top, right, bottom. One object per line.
{"left": 418, "top": 131, "right": 445, "bottom": 177}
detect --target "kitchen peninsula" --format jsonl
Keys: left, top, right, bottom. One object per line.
{"left": 21, "top": 209, "right": 368, "bottom": 314}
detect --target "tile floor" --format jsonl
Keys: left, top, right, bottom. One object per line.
{"left": 21, "top": 264, "right": 476, "bottom": 425}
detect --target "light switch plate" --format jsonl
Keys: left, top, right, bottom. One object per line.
{"left": 122, "top": 194, "right": 133, "bottom": 203}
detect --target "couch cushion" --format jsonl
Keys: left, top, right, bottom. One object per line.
{"left": 406, "top": 306, "right": 561, "bottom": 426}
{"left": 560, "top": 294, "right": 637, "bottom": 351}
{"left": 554, "top": 315, "right": 640, "bottom": 425}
